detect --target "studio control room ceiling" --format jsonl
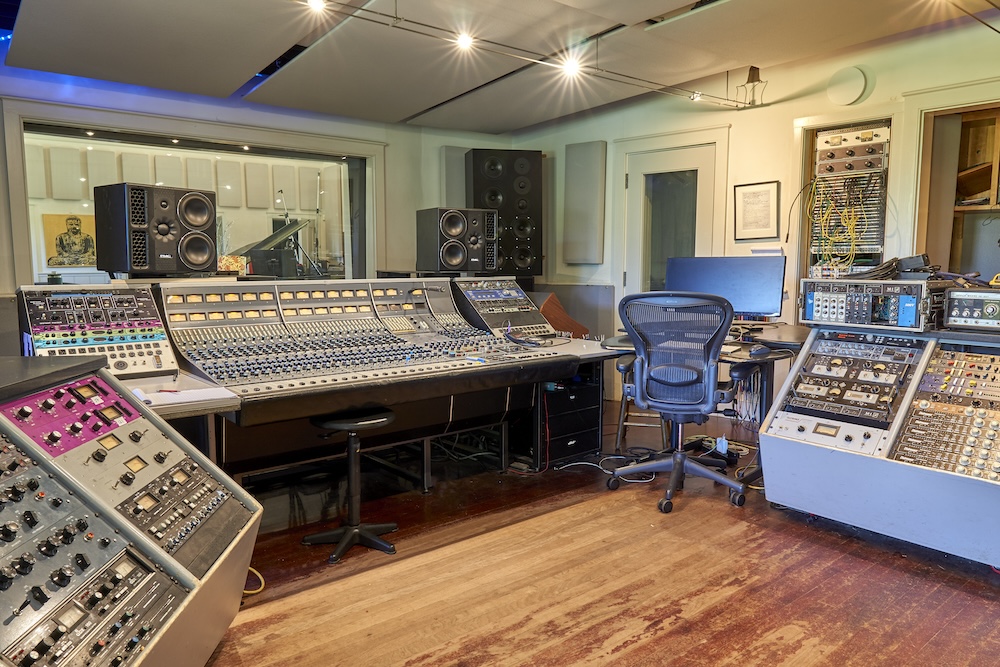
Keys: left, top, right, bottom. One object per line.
{"left": 2, "top": 0, "right": 980, "bottom": 134}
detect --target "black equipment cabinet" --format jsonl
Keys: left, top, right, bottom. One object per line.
{"left": 510, "top": 359, "right": 603, "bottom": 471}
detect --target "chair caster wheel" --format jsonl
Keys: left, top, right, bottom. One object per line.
{"left": 657, "top": 498, "right": 673, "bottom": 513}
{"left": 730, "top": 491, "right": 746, "bottom": 507}
{"left": 607, "top": 477, "right": 621, "bottom": 490}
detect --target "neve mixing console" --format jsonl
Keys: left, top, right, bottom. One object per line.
{"left": 0, "top": 356, "right": 260, "bottom": 667}
{"left": 159, "top": 277, "right": 565, "bottom": 402}
{"left": 18, "top": 286, "right": 178, "bottom": 379}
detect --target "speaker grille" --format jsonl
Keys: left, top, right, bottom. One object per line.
{"left": 130, "top": 230, "right": 148, "bottom": 269}
{"left": 485, "top": 211, "right": 498, "bottom": 241}
{"left": 128, "top": 187, "right": 148, "bottom": 228}
{"left": 485, "top": 242, "right": 497, "bottom": 271}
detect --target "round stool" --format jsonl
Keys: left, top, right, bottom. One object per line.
{"left": 301, "top": 406, "right": 398, "bottom": 564}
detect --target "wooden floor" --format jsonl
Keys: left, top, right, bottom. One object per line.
{"left": 207, "top": 408, "right": 1000, "bottom": 666}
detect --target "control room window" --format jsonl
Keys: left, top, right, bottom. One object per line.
{"left": 22, "top": 123, "right": 368, "bottom": 284}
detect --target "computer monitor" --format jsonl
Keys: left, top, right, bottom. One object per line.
{"left": 664, "top": 255, "right": 786, "bottom": 318}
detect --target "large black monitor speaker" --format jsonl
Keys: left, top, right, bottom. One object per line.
{"left": 664, "top": 255, "right": 787, "bottom": 318}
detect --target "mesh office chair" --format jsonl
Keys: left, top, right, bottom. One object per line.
{"left": 607, "top": 292, "right": 746, "bottom": 513}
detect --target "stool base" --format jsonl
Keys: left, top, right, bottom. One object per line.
{"left": 302, "top": 522, "right": 398, "bottom": 564}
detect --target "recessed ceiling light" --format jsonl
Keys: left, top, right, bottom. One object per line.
{"left": 85, "top": 131, "right": 95, "bottom": 137}
{"left": 171, "top": 139, "right": 179, "bottom": 144}
{"left": 243, "top": 145, "right": 250, "bottom": 151}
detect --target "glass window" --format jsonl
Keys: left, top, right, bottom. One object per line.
{"left": 22, "top": 123, "right": 369, "bottom": 283}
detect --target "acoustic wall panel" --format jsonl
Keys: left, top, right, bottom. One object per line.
{"left": 245, "top": 162, "right": 271, "bottom": 209}
{"left": 24, "top": 144, "right": 46, "bottom": 199}
{"left": 273, "top": 164, "right": 298, "bottom": 210}
{"left": 563, "top": 140, "right": 606, "bottom": 264}
{"left": 441, "top": 146, "right": 469, "bottom": 209}
{"left": 154, "top": 154, "right": 184, "bottom": 188}
{"left": 85, "top": 149, "right": 119, "bottom": 197}
{"left": 186, "top": 157, "right": 215, "bottom": 191}
{"left": 49, "top": 146, "right": 85, "bottom": 200}
{"left": 119, "top": 152, "right": 151, "bottom": 184}
{"left": 216, "top": 160, "right": 244, "bottom": 208}
{"left": 298, "top": 167, "right": 320, "bottom": 213}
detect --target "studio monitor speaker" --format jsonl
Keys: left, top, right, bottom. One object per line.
{"left": 416, "top": 208, "right": 499, "bottom": 273}
{"left": 95, "top": 183, "right": 217, "bottom": 277}
{"left": 465, "top": 149, "right": 543, "bottom": 276}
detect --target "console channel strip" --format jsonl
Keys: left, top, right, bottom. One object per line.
{"left": 888, "top": 347, "right": 1000, "bottom": 480}
{"left": 766, "top": 330, "right": 927, "bottom": 454}
{"left": 799, "top": 278, "right": 948, "bottom": 331}
{"left": 19, "top": 286, "right": 179, "bottom": 379}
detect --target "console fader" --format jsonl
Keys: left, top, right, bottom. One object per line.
{"left": 0, "top": 357, "right": 261, "bottom": 667}
{"left": 889, "top": 348, "right": 1000, "bottom": 480}
{"left": 18, "top": 286, "right": 179, "bottom": 379}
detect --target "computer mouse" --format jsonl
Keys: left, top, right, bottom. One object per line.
{"left": 749, "top": 343, "right": 772, "bottom": 357}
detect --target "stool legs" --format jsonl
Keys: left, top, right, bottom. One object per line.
{"left": 301, "top": 430, "right": 397, "bottom": 564}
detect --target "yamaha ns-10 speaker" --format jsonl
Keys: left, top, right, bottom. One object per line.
{"left": 466, "top": 149, "right": 543, "bottom": 276}
{"left": 416, "top": 207, "right": 499, "bottom": 272}
{"left": 95, "top": 183, "right": 218, "bottom": 277}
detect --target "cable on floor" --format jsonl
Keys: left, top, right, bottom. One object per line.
{"left": 244, "top": 566, "right": 265, "bottom": 596}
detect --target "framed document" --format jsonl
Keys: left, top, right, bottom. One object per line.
{"left": 734, "top": 181, "right": 779, "bottom": 241}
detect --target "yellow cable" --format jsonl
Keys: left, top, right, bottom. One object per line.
{"left": 244, "top": 566, "right": 265, "bottom": 595}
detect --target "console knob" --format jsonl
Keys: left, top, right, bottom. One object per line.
{"left": 22, "top": 511, "right": 38, "bottom": 528}
{"left": 41, "top": 399, "right": 56, "bottom": 411}
{"left": 7, "top": 484, "right": 26, "bottom": 502}
{"left": 154, "top": 451, "right": 169, "bottom": 464}
{"left": 16, "top": 406, "right": 32, "bottom": 419}
{"left": 0, "top": 566, "right": 15, "bottom": 590}
{"left": 129, "top": 430, "right": 144, "bottom": 443}
{"left": 53, "top": 389, "right": 65, "bottom": 399}
{"left": 1, "top": 521, "right": 18, "bottom": 540}
{"left": 92, "top": 449, "right": 107, "bottom": 463}
{"left": 87, "top": 591, "right": 104, "bottom": 608}
{"left": 119, "top": 472, "right": 135, "bottom": 486}
{"left": 76, "top": 518, "right": 89, "bottom": 532}
{"left": 69, "top": 422, "right": 84, "bottom": 434}
{"left": 31, "top": 585, "right": 49, "bottom": 604}
{"left": 50, "top": 566, "right": 74, "bottom": 587}
{"left": 15, "top": 552, "right": 35, "bottom": 573}
{"left": 37, "top": 537, "right": 59, "bottom": 557}
{"left": 25, "top": 478, "right": 39, "bottom": 491}
{"left": 61, "top": 525, "right": 77, "bottom": 543}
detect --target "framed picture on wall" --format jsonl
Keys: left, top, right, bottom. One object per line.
{"left": 734, "top": 181, "right": 779, "bottom": 241}
{"left": 43, "top": 213, "right": 97, "bottom": 267}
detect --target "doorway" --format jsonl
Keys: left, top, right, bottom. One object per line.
{"left": 623, "top": 144, "right": 716, "bottom": 297}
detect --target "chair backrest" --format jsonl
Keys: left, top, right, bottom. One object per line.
{"left": 619, "top": 291, "right": 734, "bottom": 423}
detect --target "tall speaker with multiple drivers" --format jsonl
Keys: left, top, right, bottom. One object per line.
{"left": 465, "top": 149, "right": 543, "bottom": 276}
{"left": 416, "top": 207, "right": 499, "bottom": 272}
{"left": 95, "top": 183, "right": 218, "bottom": 277}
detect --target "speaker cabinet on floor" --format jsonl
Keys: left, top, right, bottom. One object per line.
{"left": 465, "top": 149, "right": 543, "bottom": 276}
{"left": 416, "top": 207, "right": 499, "bottom": 272}
{"left": 95, "top": 183, "right": 218, "bottom": 277}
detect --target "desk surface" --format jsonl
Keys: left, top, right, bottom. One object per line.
{"left": 601, "top": 335, "right": 794, "bottom": 363}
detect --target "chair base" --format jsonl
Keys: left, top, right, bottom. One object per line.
{"left": 610, "top": 450, "right": 746, "bottom": 512}
{"left": 302, "top": 522, "right": 398, "bottom": 564}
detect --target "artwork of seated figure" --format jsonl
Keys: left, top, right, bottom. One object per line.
{"left": 48, "top": 215, "right": 96, "bottom": 266}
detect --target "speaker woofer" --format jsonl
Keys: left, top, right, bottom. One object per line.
{"left": 514, "top": 216, "right": 534, "bottom": 239}
{"left": 177, "top": 192, "right": 215, "bottom": 229}
{"left": 482, "top": 157, "right": 504, "bottom": 179}
{"left": 179, "top": 232, "right": 216, "bottom": 270}
{"left": 439, "top": 210, "right": 467, "bottom": 238}
{"left": 482, "top": 188, "right": 504, "bottom": 208}
{"left": 440, "top": 240, "right": 467, "bottom": 268}
{"left": 513, "top": 247, "right": 534, "bottom": 269}
{"left": 513, "top": 156, "right": 532, "bottom": 175}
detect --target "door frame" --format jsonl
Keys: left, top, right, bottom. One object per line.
{"left": 610, "top": 125, "right": 731, "bottom": 311}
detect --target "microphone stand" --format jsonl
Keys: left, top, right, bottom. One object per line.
{"left": 277, "top": 189, "right": 324, "bottom": 277}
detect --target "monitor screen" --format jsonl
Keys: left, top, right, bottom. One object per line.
{"left": 664, "top": 255, "right": 786, "bottom": 318}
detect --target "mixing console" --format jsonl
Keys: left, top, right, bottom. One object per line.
{"left": 0, "top": 357, "right": 260, "bottom": 667}
{"left": 19, "top": 286, "right": 179, "bottom": 379}
{"left": 159, "top": 277, "right": 564, "bottom": 401}
{"left": 889, "top": 347, "right": 1000, "bottom": 479}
